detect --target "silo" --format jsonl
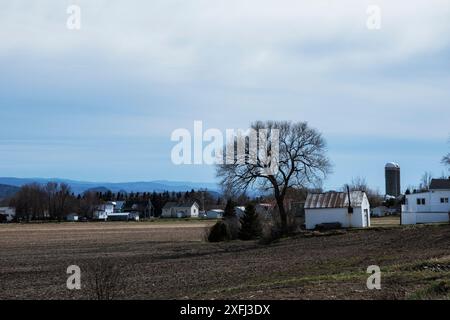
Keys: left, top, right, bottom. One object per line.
{"left": 385, "top": 162, "right": 401, "bottom": 197}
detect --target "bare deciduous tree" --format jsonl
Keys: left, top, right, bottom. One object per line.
{"left": 443, "top": 154, "right": 450, "bottom": 167}
{"left": 217, "top": 121, "right": 331, "bottom": 233}
{"left": 420, "top": 172, "right": 433, "bottom": 191}
{"left": 443, "top": 137, "right": 450, "bottom": 167}
{"left": 11, "top": 182, "right": 76, "bottom": 221}
{"left": 343, "top": 177, "right": 383, "bottom": 208}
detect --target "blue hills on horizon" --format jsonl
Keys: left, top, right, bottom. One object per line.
{"left": 0, "top": 177, "right": 220, "bottom": 195}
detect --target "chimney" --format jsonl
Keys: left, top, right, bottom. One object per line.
{"left": 347, "top": 185, "right": 353, "bottom": 214}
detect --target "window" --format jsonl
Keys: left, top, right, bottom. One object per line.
{"left": 417, "top": 198, "right": 426, "bottom": 205}
{"left": 441, "top": 198, "right": 449, "bottom": 203}
{"left": 416, "top": 199, "right": 420, "bottom": 205}
{"left": 422, "top": 198, "right": 426, "bottom": 205}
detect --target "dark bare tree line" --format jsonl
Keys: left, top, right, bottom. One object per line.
{"left": 10, "top": 183, "right": 79, "bottom": 221}
{"left": 8, "top": 183, "right": 223, "bottom": 221}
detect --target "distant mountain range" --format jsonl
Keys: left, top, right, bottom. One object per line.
{"left": 0, "top": 177, "right": 220, "bottom": 196}
{"left": 0, "top": 184, "right": 20, "bottom": 199}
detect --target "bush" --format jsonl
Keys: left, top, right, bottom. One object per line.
{"left": 207, "top": 221, "right": 232, "bottom": 242}
{"left": 239, "top": 204, "right": 262, "bottom": 240}
{"left": 225, "top": 216, "right": 240, "bottom": 240}
{"left": 259, "top": 209, "right": 299, "bottom": 244}
{"left": 85, "top": 259, "right": 128, "bottom": 300}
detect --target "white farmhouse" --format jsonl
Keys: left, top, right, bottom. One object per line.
{"left": 0, "top": 207, "right": 16, "bottom": 222}
{"left": 401, "top": 178, "right": 450, "bottom": 225}
{"left": 161, "top": 201, "right": 200, "bottom": 218}
{"left": 304, "top": 191, "right": 371, "bottom": 230}
{"left": 93, "top": 202, "right": 115, "bottom": 220}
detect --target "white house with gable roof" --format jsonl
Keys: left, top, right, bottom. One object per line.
{"left": 402, "top": 178, "right": 450, "bottom": 225}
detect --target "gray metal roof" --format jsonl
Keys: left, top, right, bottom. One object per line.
{"left": 162, "top": 201, "right": 198, "bottom": 209}
{"left": 305, "top": 191, "right": 366, "bottom": 209}
{"left": 429, "top": 178, "right": 450, "bottom": 190}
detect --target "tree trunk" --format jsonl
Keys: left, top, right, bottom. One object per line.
{"left": 276, "top": 197, "right": 287, "bottom": 234}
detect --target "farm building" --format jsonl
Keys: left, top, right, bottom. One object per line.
{"left": 371, "top": 206, "right": 396, "bottom": 217}
{"left": 66, "top": 213, "right": 79, "bottom": 222}
{"left": 401, "top": 178, "right": 450, "bottom": 225}
{"left": 93, "top": 202, "right": 115, "bottom": 220}
{"left": 371, "top": 206, "right": 387, "bottom": 217}
{"left": 0, "top": 207, "right": 15, "bottom": 222}
{"left": 234, "top": 206, "right": 246, "bottom": 218}
{"left": 123, "top": 200, "right": 155, "bottom": 218}
{"left": 161, "top": 201, "right": 200, "bottom": 218}
{"left": 304, "top": 191, "right": 371, "bottom": 230}
{"left": 107, "top": 212, "right": 140, "bottom": 221}
{"left": 206, "top": 209, "right": 224, "bottom": 219}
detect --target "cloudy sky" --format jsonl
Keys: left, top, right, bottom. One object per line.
{"left": 0, "top": 0, "right": 449, "bottom": 191}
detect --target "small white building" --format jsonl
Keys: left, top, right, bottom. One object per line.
{"left": 371, "top": 206, "right": 389, "bottom": 217}
{"left": 66, "top": 213, "right": 79, "bottom": 222}
{"left": 0, "top": 207, "right": 16, "bottom": 222}
{"left": 401, "top": 178, "right": 450, "bottom": 225}
{"left": 304, "top": 191, "right": 371, "bottom": 230}
{"left": 161, "top": 201, "right": 200, "bottom": 218}
{"left": 234, "top": 206, "right": 246, "bottom": 218}
{"left": 107, "top": 212, "right": 140, "bottom": 221}
{"left": 206, "top": 209, "right": 224, "bottom": 219}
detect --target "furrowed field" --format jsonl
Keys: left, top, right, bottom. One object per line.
{"left": 0, "top": 219, "right": 449, "bottom": 300}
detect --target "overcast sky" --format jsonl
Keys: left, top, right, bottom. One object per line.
{"left": 0, "top": 0, "right": 449, "bottom": 192}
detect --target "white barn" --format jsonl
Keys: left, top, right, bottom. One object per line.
{"left": 161, "top": 201, "right": 200, "bottom": 218}
{"left": 401, "top": 178, "right": 450, "bottom": 225}
{"left": 305, "top": 191, "right": 371, "bottom": 230}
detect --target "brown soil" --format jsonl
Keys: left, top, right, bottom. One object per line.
{"left": 0, "top": 221, "right": 448, "bottom": 300}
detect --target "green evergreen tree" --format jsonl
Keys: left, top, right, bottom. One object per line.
{"left": 223, "top": 199, "right": 236, "bottom": 218}
{"left": 239, "top": 203, "right": 261, "bottom": 240}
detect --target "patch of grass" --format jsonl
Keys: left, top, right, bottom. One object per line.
{"left": 408, "top": 280, "right": 450, "bottom": 300}
{"left": 206, "top": 270, "right": 366, "bottom": 295}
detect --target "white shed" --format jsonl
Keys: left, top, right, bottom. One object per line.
{"left": 66, "top": 213, "right": 79, "bottom": 222}
{"left": 206, "top": 209, "right": 224, "bottom": 219}
{"left": 371, "top": 206, "right": 388, "bottom": 217}
{"left": 305, "top": 191, "right": 371, "bottom": 230}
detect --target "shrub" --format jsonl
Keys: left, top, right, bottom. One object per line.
{"left": 259, "top": 209, "right": 298, "bottom": 244}
{"left": 207, "top": 221, "right": 232, "bottom": 242}
{"left": 225, "top": 216, "right": 240, "bottom": 240}
{"left": 85, "top": 259, "right": 128, "bottom": 300}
